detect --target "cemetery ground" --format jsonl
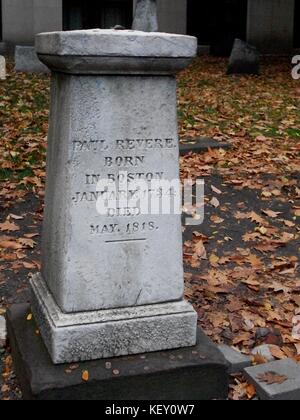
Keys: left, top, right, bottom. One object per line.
{"left": 0, "top": 56, "right": 299, "bottom": 400}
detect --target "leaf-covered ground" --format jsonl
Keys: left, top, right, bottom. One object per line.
{"left": 0, "top": 57, "right": 299, "bottom": 400}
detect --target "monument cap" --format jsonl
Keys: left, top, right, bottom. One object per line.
{"left": 36, "top": 29, "right": 197, "bottom": 58}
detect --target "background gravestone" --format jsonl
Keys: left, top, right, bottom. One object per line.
{"left": 227, "top": 38, "right": 260, "bottom": 75}
{"left": 0, "top": 56, "right": 6, "bottom": 80}
{"left": 132, "top": 0, "right": 158, "bottom": 32}
{"left": 15, "top": 46, "right": 49, "bottom": 74}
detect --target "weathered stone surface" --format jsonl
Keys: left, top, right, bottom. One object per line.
{"left": 244, "top": 359, "right": 300, "bottom": 400}
{"left": 37, "top": 31, "right": 197, "bottom": 314}
{"left": 15, "top": 46, "right": 49, "bottom": 74}
{"left": 7, "top": 303, "right": 229, "bottom": 400}
{"left": 35, "top": 29, "right": 197, "bottom": 58}
{"left": 0, "top": 56, "right": 6, "bottom": 80}
{"left": 41, "top": 75, "right": 185, "bottom": 313}
{"left": 218, "top": 345, "right": 252, "bottom": 373}
{"left": 0, "top": 315, "right": 7, "bottom": 348}
{"left": 227, "top": 39, "right": 260, "bottom": 75}
{"left": 31, "top": 274, "right": 197, "bottom": 364}
{"left": 132, "top": 0, "right": 158, "bottom": 32}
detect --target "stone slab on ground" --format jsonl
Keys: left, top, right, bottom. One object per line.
{"left": 7, "top": 303, "right": 229, "bottom": 400}
{"left": 15, "top": 46, "right": 49, "bottom": 74}
{"left": 179, "top": 137, "right": 230, "bottom": 155}
{"left": 218, "top": 345, "right": 252, "bottom": 374}
{"left": 244, "top": 359, "right": 300, "bottom": 400}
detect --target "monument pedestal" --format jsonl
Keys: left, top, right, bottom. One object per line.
{"left": 31, "top": 275, "right": 197, "bottom": 364}
{"left": 7, "top": 304, "right": 229, "bottom": 400}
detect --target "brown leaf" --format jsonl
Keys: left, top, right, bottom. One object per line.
{"left": 82, "top": 370, "right": 89, "bottom": 382}
{"left": 194, "top": 240, "right": 207, "bottom": 260}
{"left": 0, "top": 240, "right": 22, "bottom": 250}
{"left": 24, "top": 233, "right": 39, "bottom": 239}
{"left": 210, "top": 215, "right": 224, "bottom": 224}
{"left": 210, "top": 197, "right": 220, "bottom": 208}
{"left": 283, "top": 220, "right": 295, "bottom": 228}
{"left": 0, "top": 221, "right": 20, "bottom": 232}
{"left": 269, "top": 346, "right": 287, "bottom": 360}
{"left": 211, "top": 185, "right": 222, "bottom": 195}
{"left": 249, "top": 212, "right": 267, "bottom": 226}
{"left": 18, "top": 238, "right": 35, "bottom": 248}
{"left": 245, "top": 383, "right": 257, "bottom": 399}
{"left": 246, "top": 254, "right": 263, "bottom": 268}
{"left": 294, "top": 209, "right": 300, "bottom": 217}
{"left": 252, "top": 353, "right": 268, "bottom": 365}
{"left": 22, "top": 261, "right": 37, "bottom": 269}
{"left": 262, "top": 210, "right": 282, "bottom": 218}
{"left": 209, "top": 253, "right": 219, "bottom": 266}
{"left": 257, "top": 372, "right": 288, "bottom": 385}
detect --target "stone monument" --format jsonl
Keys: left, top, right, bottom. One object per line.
{"left": 27, "top": 28, "right": 198, "bottom": 365}
{"left": 227, "top": 39, "right": 260, "bottom": 75}
{"left": 0, "top": 56, "right": 6, "bottom": 80}
{"left": 132, "top": 0, "right": 158, "bottom": 32}
{"left": 7, "top": 27, "right": 229, "bottom": 400}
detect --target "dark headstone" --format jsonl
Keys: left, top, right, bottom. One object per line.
{"left": 7, "top": 303, "right": 229, "bottom": 400}
{"left": 132, "top": 0, "right": 158, "bottom": 32}
{"left": 227, "top": 39, "right": 260, "bottom": 75}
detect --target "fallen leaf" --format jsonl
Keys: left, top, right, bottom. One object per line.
{"left": 256, "top": 372, "right": 288, "bottom": 385}
{"left": 209, "top": 254, "right": 219, "bottom": 266}
{"left": 210, "top": 197, "right": 220, "bottom": 208}
{"left": 210, "top": 215, "right": 224, "bottom": 224}
{"left": 252, "top": 353, "right": 268, "bottom": 365}
{"left": 9, "top": 214, "right": 24, "bottom": 220}
{"left": 283, "top": 220, "right": 295, "bottom": 228}
{"left": 194, "top": 240, "right": 207, "bottom": 260}
{"left": 211, "top": 185, "right": 222, "bottom": 195}
{"left": 269, "top": 346, "right": 287, "bottom": 360}
{"left": 262, "top": 210, "right": 282, "bottom": 218}
{"left": 0, "top": 221, "right": 20, "bottom": 232}
{"left": 82, "top": 370, "right": 89, "bottom": 382}
{"left": 18, "top": 238, "right": 35, "bottom": 248}
{"left": 0, "top": 240, "right": 22, "bottom": 250}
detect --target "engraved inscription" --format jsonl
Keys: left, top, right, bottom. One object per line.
{"left": 71, "top": 137, "right": 177, "bottom": 240}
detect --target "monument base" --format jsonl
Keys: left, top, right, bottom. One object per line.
{"left": 7, "top": 303, "right": 229, "bottom": 400}
{"left": 30, "top": 275, "right": 197, "bottom": 364}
